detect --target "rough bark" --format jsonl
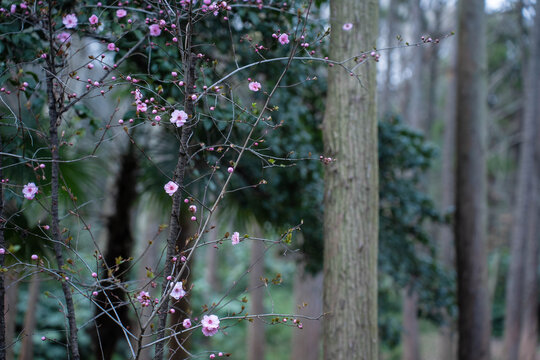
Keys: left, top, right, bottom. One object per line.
{"left": 18, "top": 274, "right": 40, "bottom": 360}
{"left": 454, "top": 0, "right": 491, "bottom": 359}
{"left": 93, "top": 143, "right": 138, "bottom": 359}
{"left": 516, "top": 2, "right": 540, "bottom": 358}
{"left": 291, "top": 263, "right": 323, "bottom": 360}
{"left": 322, "top": 0, "right": 379, "bottom": 358}
{"left": 246, "top": 223, "right": 265, "bottom": 360}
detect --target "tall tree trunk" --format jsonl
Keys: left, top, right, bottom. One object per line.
{"left": 402, "top": 284, "right": 420, "bottom": 360}
{"left": 291, "top": 263, "right": 323, "bottom": 360}
{"left": 438, "top": 12, "right": 457, "bottom": 360}
{"left": 18, "top": 274, "right": 40, "bottom": 360}
{"left": 322, "top": 0, "right": 379, "bottom": 358}
{"left": 516, "top": 2, "right": 540, "bottom": 359}
{"left": 406, "top": 0, "right": 424, "bottom": 130}
{"left": 4, "top": 274, "right": 18, "bottom": 360}
{"left": 455, "top": 0, "right": 491, "bottom": 359}
{"left": 382, "top": 0, "right": 398, "bottom": 116}
{"left": 246, "top": 223, "right": 265, "bottom": 360}
{"left": 93, "top": 143, "right": 138, "bottom": 359}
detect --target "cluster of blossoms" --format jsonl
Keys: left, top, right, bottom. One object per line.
{"left": 319, "top": 156, "right": 335, "bottom": 165}
{"left": 22, "top": 182, "right": 38, "bottom": 200}
{"left": 137, "top": 291, "right": 152, "bottom": 307}
{"left": 201, "top": 314, "right": 220, "bottom": 336}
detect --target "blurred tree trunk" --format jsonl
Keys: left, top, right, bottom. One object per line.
{"left": 437, "top": 52, "right": 457, "bottom": 360}
{"left": 516, "top": 2, "right": 540, "bottom": 359}
{"left": 93, "top": 142, "right": 138, "bottom": 359}
{"left": 382, "top": 0, "right": 398, "bottom": 116}
{"left": 4, "top": 274, "right": 17, "bottom": 360}
{"left": 402, "top": 284, "right": 420, "bottom": 360}
{"left": 322, "top": 0, "right": 379, "bottom": 358}
{"left": 246, "top": 223, "right": 265, "bottom": 360}
{"left": 406, "top": 0, "right": 424, "bottom": 130}
{"left": 291, "top": 259, "right": 323, "bottom": 360}
{"left": 0, "top": 139, "right": 5, "bottom": 360}
{"left": 18, "top": 274, "right": 40, "bottom": 360}
{"left": 454, "top": 0, "right": 491, "bottom": 359}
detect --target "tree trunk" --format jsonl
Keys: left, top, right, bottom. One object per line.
{"left": 381, "top": 0, "right": 398, "bottom": 116}
{"left": 516, "top": 2, "right": 540, "bottom": 359}
{"left": 246, "top": 223, "right": 265, "bottom": 360}
{"left": 4, "top": 274, "right": 18, "bottom": 360}
{"left": 18, "top": 274, "right": 40, "bottom": 360}
{"left": 93, "top": 143, "right": 138, "bottom": 359}
{"left": 322, "top": 0, "right": 379, "bottom": 358}
{"left": 438, "top": 22, "right": 457, "bottom": 360}
{"left": 454, "top": 0, "right": 491, "bottom": 359}
{"left": 406, "top": 0, "right": 424, "bottom": 130}
{"left": 0, "top": 136, "right": 5, "bottom": 360}
{"left": 402, "top": 284, "right": 420, "bottom": 360}
{"left": 291, "top": 263, "right": 323, "bottom": 360}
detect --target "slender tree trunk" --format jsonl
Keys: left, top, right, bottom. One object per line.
{"left": 382, "top": 0, "right": 397, "bottom": 116}
{"left": 46, "top": 5, "right": 80, "bottom": 357}
{"left": 246, "top": 223, "right": 265, "bottom": 360}
{"left": 4, "top": 274, "right": 17, "bottom": 360}
{"left": 93, "top": 143, "right": 138, "bottom": 359}
{"left": 291, "top": 263, "right": 323, "bottom": 360}
{"left": 402, "top": 284, "right": 420, "bottom": 360}
{"left": 18, "top": 274, "right": 40, "bottom": 360}
{"left": 406, "top": 0, "right": 424, "bottom": 131}
{"left": 322, "top": 0, "right": 379, "bottom": 358}
{"left": 516, "top": 2, "right": 540, "bottom": 359}
{"left": 454, "top": 1, "right": 491, "bottom": 359}
{"left": 438, "top": 22, "right": 457, "bottom": 360}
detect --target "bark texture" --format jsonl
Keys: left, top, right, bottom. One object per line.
{"left": 454, "top": 0, "right": 491, "bottom": 359}
{"left": 401, "top": 285, "right": 420, "bottom": 360}
{"left": 322, "top": 0, "right": 379, "bottom": 358}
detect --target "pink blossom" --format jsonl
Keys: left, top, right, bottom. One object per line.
{"left": 170, "top": 282, "right": 186, "bottom": 300}
{"left": 137, "top": 102, "right": 147, "bottom": 112}
{"left": 107, "top": 43, "right": 116, "bottom": 51}
{"left": 56, "top": 32, "right": 71, "bottom": 44}
{"left": 201, "top": 314, "right": 220, "bottom": 336}
{"left": 227, "top": 167, "right": 234, "bottom": 173}
{"left": 134, "top": 89, "right": 143, "bottom": 101}
{"left": 89, "top": 14, "right": 99, "bottom": 25}
{"left": 137, "top": 291, "right": 152, "bottom": 307}
{"left": 31, "top": 254, "right": 38, "bottom": 260}
{"left": 183, "top": 318, "right": 192, "bottom": 328}
{"left": 170, "top": 109, "right": 188, "bottom": 127}
{"left": 0, "top": 248, "right": 5, "bottom": 255}
{"left": 189, "top": 205, "right": 197, "bottom": 213}
{"left": 248, "top": 81, "right": 261, "bottom": 92}
{"left": 149, "top": 24, "right": 161, "bottom": 37}
{"left": 278, "top": 33, "right": 289, "bottom": 45}
{"left": 231, "top": 231, "right": 240, "bottom": 245}
{"left": 22, "top": 182, "right": 38, "bottom": 200}
{"left": 116, "top": 9, "right": 127, "bottom": 18}
{"left": 62, "top": 14, "right": 78, "bottom": 29}
{"left": 164, "top": 181, "right": 179, "bottom": 196}
{"left": 342, "top": 23, "right": 353, "bottom": 31}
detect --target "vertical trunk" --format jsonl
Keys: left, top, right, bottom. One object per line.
{"left": 205, "top": 219, "right": 220, "bottom": 293}
{"left": 246, "top": 223, "right": 265, "bottom": 360}
{"left": 93, "top": 143, "right": 138, "bottom": 359}
{"left": 401, "top": 285, "right": 420, "bottom": 360}
{"left": 438, "top": 22, "right": 457, "bottom": 360}
{"left": 18, "top": 274, "right": 40, "bottom": 360}
{"left": 455, "top": 1, "right": 491, "bottom": 360}
{"left": 4, "top": 274, "right": 18, "bottom": 360}
{"left": 322, "top": 0, "right": 379, "bottom": 358}
{"left": 516, "top": 2, "right": 540, "bottom": 359}
{"left": 382, "top": 0, "right": 398, "bottom": 116}
{"left": 291, "top": 263, "right": 323, "bottom": 360}
{"left": 406, "top": 0, "right": 424, "bottom": 130}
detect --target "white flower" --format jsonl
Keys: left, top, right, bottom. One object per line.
{"left": 170, "top": 281, "right": 186, "bottom": 300}
{"left": 170, "top": 110, "right": 188, "bottom": 127}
